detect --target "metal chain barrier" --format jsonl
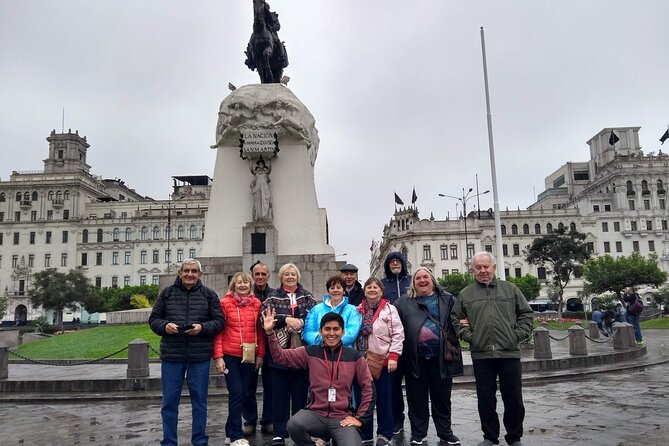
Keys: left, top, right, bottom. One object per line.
{"left": 584, "top": 334, "right": 615, "bottom": 343}
{"left": 8, "top": 346, "right": 128, "bottom": 366}
{"left": 148, "top": 344, "right": 161, "bottom": 356}
{"left": 548, "top": 332, "right": 570, "bottom": 342}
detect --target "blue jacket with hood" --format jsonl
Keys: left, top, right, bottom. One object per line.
{"left": 380, "top": 251, "right": 411, "bottom": 304}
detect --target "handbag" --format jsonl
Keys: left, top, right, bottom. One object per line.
{"left": 628, "top": 297, "right": 644, "bottom": 315}
{"left": 237, "top": 307, "right": 258, "bottom": 364}
{"left": 290, "top": 330, "right": 304, "bottom": 348}
{"left": 364, "top": 350, "right": 385, "bottom": 381}
{"left": 420, "top": 306, "right": 462, "bottom": 362}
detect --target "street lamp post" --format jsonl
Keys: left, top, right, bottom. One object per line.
{"left": 439, "top": 188, "right": 490, "bottom": 267}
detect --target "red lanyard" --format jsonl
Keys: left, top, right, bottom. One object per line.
{"left": 323, "top": 346, "right": 343, "bottom": 386}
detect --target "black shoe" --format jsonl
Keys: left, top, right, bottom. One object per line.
{"left": 441, "top": 433, "right": 461, "bottom": 445}
{"left": 410, "top": 437, "right": 425, "bottom": 445}
{"left": 260, "top": 424, "right": 273, "bottom": 434}
{"left": 271, "top": 437, "right": 285, "bottom": 445}
{"left": 243, "top": 424, "right": 256, "bottom": 436}
{"left": 393, "top": 424, "right": 404, "bottom": 435}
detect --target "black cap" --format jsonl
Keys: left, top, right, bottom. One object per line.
{"left": 340, "top": 263, "right": 358, "bottom": 272}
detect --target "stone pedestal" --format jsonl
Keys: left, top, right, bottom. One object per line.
{"left": 127, "top": 339, "right": 149, "bottom": 378}
{"left": 624, "top": 323, "right": 637, "bottom": 347}
{"left": 587, "top": 321, "right": 600, "bottom": 339}
{"left": 612, "top": 322, "right": 628, "bottom": 350}
{"left": 533, "top": 327, "right": 552, "bottom": 359}
{"left": 0, "top": 343, "right": 8, "bottom": 380}
{"left": 568, "top": 325, "right": 587, "bottom": 356}
{"left": 243, "top": 221, "right": 278, "bottom": 273}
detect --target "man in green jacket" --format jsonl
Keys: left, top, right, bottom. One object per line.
{"left": 451, "top": 252, "right": 533, "bottom": 446}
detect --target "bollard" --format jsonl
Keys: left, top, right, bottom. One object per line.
{"left": 568, "top": 325, "right": 587, "bottom": 356}
{"left": 541, "top": 321, "right": 549, "bottom": 329}
{"left": 624, "top": 322, "right": 637, "bottom": 348}
{"left": 127, "top": 338, "right": 150, "bottom": 378}
{"left": 533, "top": 327, "right": 552, "bottom": 359}
{"left": 612, "top": 322, "right": 629, "bottom": 350}
{"left": 0, "top": 343, "right": 8, "bottom": 380}
{"left": 587, "top": 321, "right": 600, "bottom": 339}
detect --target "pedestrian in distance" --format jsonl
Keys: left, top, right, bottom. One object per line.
{"left": 624, "top": 287, "right": 644, "bottom": 344}
{"left": 148, "top": 259, "right": 225, "bottom": 446}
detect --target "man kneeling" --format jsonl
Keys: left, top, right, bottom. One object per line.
{"left": 262, "top": 308, "right": 375, "bottom": 446}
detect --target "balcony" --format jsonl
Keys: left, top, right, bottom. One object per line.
{"left": 19, "top": 200, "right": 32, "bottom": 210}
{"left": 52, "top": 198, "right": 64, "bottom": 208}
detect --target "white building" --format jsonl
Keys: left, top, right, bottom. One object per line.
{"left": 0, "top": 130, "right": 209, "bottom": 324}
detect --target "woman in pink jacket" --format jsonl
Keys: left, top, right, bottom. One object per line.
{"left": 355, "top": 277, "right": 405, "bottom": 446}
{"left": 213, "top": 272, "right": 265, "bottom": 446}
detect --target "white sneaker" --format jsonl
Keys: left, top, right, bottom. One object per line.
{"left": 230, "top": 439, "right": 251, "bottom": 446}
{"left": 225, "top": 438, "right": 231, "bottom": 445}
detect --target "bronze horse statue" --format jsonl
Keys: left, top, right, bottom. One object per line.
{"left": 245, "top": 0, "right": 288, "bottom": 84}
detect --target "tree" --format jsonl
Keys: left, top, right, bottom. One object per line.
{"left": 583, "top": 252, "right": 667, "bottom": 304}
{"left": 130, "top": 294, "right": 152, "bottom": 309}
{"left": 506, "top": 274, "right": 542, "bottom": 300}
{"left": 524, "top": 227, "right": 590, "bottom": 317}
{"left": 30, "top": 268, "right": 102, "bottom": 330}
{"left": 100, "top": 285, "right": 160, "bottom": 311}
{"left": 437, "top": 272, "right": 475, "bottom": 297}
{"left": 651, "top": 286, "right": 669, "bottom": 314}
{"left": 0, "top": 294, "right": 8, "bottom": 320}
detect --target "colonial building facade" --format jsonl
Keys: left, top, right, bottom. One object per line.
{"left": 370, "top": 127, "right": 669, "bottom": 303}
{"left": 0, "top": 130, "right": 210, "bottom": 324}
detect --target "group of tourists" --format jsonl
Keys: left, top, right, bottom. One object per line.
{"left": 149, "top": 251, "right": 535, "bottom": 446}
{"left": 592, "top": 287, "right": 644, "bottom": 342}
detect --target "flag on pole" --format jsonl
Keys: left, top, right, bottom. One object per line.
{"left": 661, "top": 129, "right": 669, "bottom": 145}
{"left": 411, "top": 187, "right": 418, "bottom": 204}
{"left": 370, "top": 239, "right": 375, "bottom": 252}
{"left": 608, "top": 131, "right": 619, "bottom": 146}
{"left": 394, "top": 192, "right": 404, "bottom": 206}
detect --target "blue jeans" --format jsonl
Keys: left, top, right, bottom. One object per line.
{"left": 271, "top": 367, "right": 309, "bottom": 439}
{"left": 160, "top": 359, "right": 211, "bottom": 446}
{"left": 224, "top": 354, "right": 258, "bottom": 441}
{"left": 354, "top": 366, "right": 394, "bottom": 441}
{"left": 626, "top": 313, "right": 643, "bottom": 341}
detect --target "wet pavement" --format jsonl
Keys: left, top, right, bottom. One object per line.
{"left": 1, "top": 330, "right": 668, "bottom": 445}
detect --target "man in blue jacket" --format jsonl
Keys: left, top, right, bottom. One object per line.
{"left": 149, "top": 259, "right": 225, "bottom": 446}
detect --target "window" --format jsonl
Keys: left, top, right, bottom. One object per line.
{"left": 661, "top": 199, "right": 666, "bottom": 210}
{"left": 16, "top": 192, "right": 21, "bottom": 201}
{"left": 125, "top": 228, "right": 132, "bottom": 241}
{"left": 152, "top": 250, "right": 159, "bottom": 263}
{"left": 604, "top": 204, "right": 611, "bottom": 211}
{"left": 553, "top": 175, "right": 565, "bottom": 188}
{"left": 504, "top": 268, "right": 510, "bottom": 278}
{"left": 15, "top": 211, "right": 21, "bottom": 221}
{"left": 614, "top": 222, "right": 620, "bottom": 232}
{"left": 644, "top": 200, "right": 650, "bottom": 210}
{"left": 153, "top": 226, "right": 160, "bottom": 240}
{"left": 140, "top": 227, "right": 148, "bottom": 240}
{"left": 522, "top": 224, "right": 530, "bottom": 235}
{"left": 177, "top": 249, "right": 184, "bottom": 263}
{"left": 502, "top": 244, "right": 508, "bottom": 256}
{"left": 422, "top": 244, "right": 431, "bottom": 260}
{"left": 140, "top": 275, "right": 147, "bottom": 286}
{"left": 64, "top": 190, "right": 70, "bottom": 200}
{"left": 546, "top": 223, "right": 553, "bottom": 234}
{"left": 13, "top": 232, "right": 19, "bottom": 245}
{"left": 113, "top": 228, "right": 120, "bottom": 241}
{"left": 81, "top": 253, "right": 88, "bottom": 266}
{"left": 631, "top": 221, "right": 638, "bottom": 231}
{"left": 112, "top": 252, "right": 119, "bottom": 265}
{"left": 511, "top": 224, "right": 518, "bottom": 235}
{"left": 593, "top": 205, "right": 600, "bottom": 212}
{"left": 28, "top": 254, "right": 34, "bottom": 267}
{"left": 47, "top": 210, "right": 53, "bottom": 220}
{"left": 82, "top": 229, "right": 89, "bottom": 243}
{"left": 512, "top": 244, "right": 520, "bottom": 256}
{"left": 189, "top": 225, "right": 197, "bottom": 239}
{"left": 642, "top": 180, "right": 649, "bottom": 194}
{"left": 111, "top": 276, "right": 118, "bottom": 288}
{"left": 152, "top": 275, "right": 160, "bottom": 285}
{"left": 164, "top": 226, "right": 172, "bottom": 240}
{"left": 451, "top": 269, "right": 459, "bottom": 275}
{"left": 602, "top": 222, "right": 609, "bottom": 232}
{"left": 47, "top": 191, "right": 53, "bottom": 200}
{"left": 632, "top": 241, "right": 640, "bottom": 252}
{"left": 450, "top": 245, "right": 458, "bottom": 259}
{"left": 574, "top": 171, "right": 589, "bottom": 181}
{"left": 0, "top": 192, "right": 4, "bottom": 202}
{"left": 628, "top": 200, "right": 635, "bottom": 210}
{"left": 177, "top": 225, "right": 185, "bottom": 239}
{"left": 62, "top": 231, "right": 68, "bottom": 243}
{"left": 515, "top": 268, "right": 522, "bottom": 278}
{"left": 165, "top": 249, "right": 172, "bottom": 263}
{"left": 467, "top": 244, "right": 475, "bottom": 260}
{"left": 124, "top": 276, "right": 131, "bottom": 287}
{"left": 12, "top": 255, "right": 19, "bottom": 268}
{"left": 0, "top": 212, "right": 3, "bottom": 222}
{"left": 658, "top": 179, "right": 665, "bottom": 193}
{"left": 0, "top": 233, "right": 3, "bottom": 245}
{"left": 63, "top": 210, "right": 69, "bottom": 220}
{"left": 587, "top": 242, "right": 594, "bottom": 254}
{"left": 616, "top": 241, "right": 623, "bottom": 253}
{"left": 648, "top": 240, "right": 656, "bottom": 251}
{"left": 124, "top": 251, "right": 131, "bottom": 264}
{"left": 189, "top": 248, "right": 196, "bottom": 258}
{"left": 440, "top": 245, "right": 448, "bottom": 260}
{"left": 534, "top": 224, "right": 541, "bottom": 234}
{"left": 501, "top": 225, "right": 506, "bottom": 235}
{"left": 140, "top": 250, "right": 147, "bottom": 264}
{"left": 537, "top": 267, "right": 547, "bottom": 280}
{"left": 570, "top": 222, "right": 577, "bottom": 232}
{"left": 484, "top": 244, "right": 493, "bottom": 253}
{"left": 663, "top": 220, "right": 668, "bottom": 231}
{"left": 44, "top": 253, "right": 51, "bottom": 267}
{"left": 96, "top": 252, "right": 103, "bottom": 265}
{"left": 30, "top": 211, "right": 37, "bottom": 221}
{"left": 626, "top": 180, "right": 635, "bottom": 194}
{"left": 61, "top": 253, "right": 67, "bottom": 267}
{"left": 441, "top": 269, "right": 449, "bottom": 278}
{"left": 558, "top": 222, "right": 564, "bottom": 231}
{"left": 603, "top": 242, "right": 610, "bottom": 253}
{"left": 46, "top": 231, "right": 52, "bottom": 244}
{"left": 646, "top": 220, "right": 653, "bottom": 231}
{"left": 97, "top": 229, "right": 103, "bottom": 242}
{"left": 30, "top": 232, "right": 36, "bottom": 244}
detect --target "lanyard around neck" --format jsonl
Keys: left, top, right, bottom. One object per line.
{"left": 323, "top": 346, "right": 343, "bottom": 386}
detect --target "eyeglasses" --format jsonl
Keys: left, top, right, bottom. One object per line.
{"left": 182, "top": 269, "right": 200, "bottom": 274}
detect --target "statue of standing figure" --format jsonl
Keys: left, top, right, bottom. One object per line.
{"left": 251, "top": 159, "right": 273, "bottom": 222}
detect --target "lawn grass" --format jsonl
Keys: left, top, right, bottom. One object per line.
{"left": 15, "top": 324, "right": 161, "bottom": 360}
{"left": 640, "top": 317, "right": 669, "bottom": 329}
{"left": 536, "top": 317, "right": 669, "bottom": 330}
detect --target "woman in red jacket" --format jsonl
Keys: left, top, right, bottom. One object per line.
{"left": 214, "top": 272, "right": 266, "bottom": 446}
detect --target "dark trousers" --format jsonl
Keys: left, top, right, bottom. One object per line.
{"left": 287, "top": 409, "right": 362, "bottom": 446}
{"left": 224, "top": 355, "right": 257, "bottom": 442}
{"left": 391, "top": 364, "right": 405, "bottom": 427}
{"left": 354, "top": 366, "right": 394, "bottom": 441}
{"left": 243, "top": 362, "right": 273, "bottom": 427}
{"left": 271, "top": 367, "right": 309, "bottom": 439}
{"left": 472, "top": 358, "right": 524, "bottom": 445}
{"left": 404, "top": 357, "right": 454, "bottom": 441}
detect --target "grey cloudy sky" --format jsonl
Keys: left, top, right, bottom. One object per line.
{"left": 1, "top": 1, "right": 668, "bottom": 279}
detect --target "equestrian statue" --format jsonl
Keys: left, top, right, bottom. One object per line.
{"left": 245, "top": 0, "right": 289, "bottom": 84}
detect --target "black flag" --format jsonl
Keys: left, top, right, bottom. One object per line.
{"left": 661, "top": 129, "right": 669, "bottom": 145}
{"left": 411, "top": 187, "right": 418, "bottom": 204}
{"left": 609, "top": 131, "right": 619, "bottom": 146}
{"left": 394, "top": 192, "right": 404, "bottom": 206}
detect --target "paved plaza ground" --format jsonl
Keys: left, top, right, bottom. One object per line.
{"left": 1, "top": 330, "right": 668, "bottom": 445}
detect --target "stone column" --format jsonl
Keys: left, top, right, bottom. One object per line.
{"left": 612, "top": 322, "right": 628, "bottom": 350}
{"left": 127, "top": 339, "right": 149, "bottom": 378}
{"left": 587, "top": 321, "right": 600, "bottom": 339}
{"left": 0, "top": 343, "right": 8, "bottom": 379}
{"left": 533, "top": 327, "right": 552, "bottom": 359}
{"left": 624, "top": 323, "right": 637, "bottom": 348}
{"left": 568, "top": 325, "right": 587, "bottom": 356}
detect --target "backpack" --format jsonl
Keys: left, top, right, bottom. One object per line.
{"left": 628, "top": 297, "right": 643, "bottom": 315}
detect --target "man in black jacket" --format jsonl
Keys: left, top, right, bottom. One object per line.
{"left": 341, "top": 263, "right": 364, "bottom": 307}
{"left": 149, "top": 259, "right": 225, "bottom": 446}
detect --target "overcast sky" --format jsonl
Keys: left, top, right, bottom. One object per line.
{"left": 1, "top": 1, "right": 668, "bottom": 280}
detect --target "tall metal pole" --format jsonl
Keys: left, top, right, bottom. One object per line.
{"left": 462, "top": 188, "right": 469, "bottom": 270}
{"left": 480, "top": 26, "right": 505, "bottom": 280}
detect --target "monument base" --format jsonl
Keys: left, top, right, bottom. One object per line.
{"left": 242, "top": 221, "right": 278, "bottom": 273}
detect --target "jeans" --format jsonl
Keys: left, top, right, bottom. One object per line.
{"left": 626, "top": 313, "right": 643, "bottom": 341}
{"left": 160, "top": 359, "right": 211, "bottom": 446}
{"left": 224, "top": 354, "right": 258, "bottom": 441}
{"left": 354, "top": 366, "right": 394, "bottom": 441}
{"left": 472, "top": 358, "right": 524, "bottom": 445}
{"left": 271, "top": 367, "right": 309, "bottom": 439}
{"left": 246, "top": 362, "right": 272, "bottom": 427}
{"left": 391, "top": 364, "right": 405, "bottom": 427}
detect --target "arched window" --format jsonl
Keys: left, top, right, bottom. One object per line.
{"left": 125, "top": 227, "right": 132, "bottom": 241}
{"left": 47, "top": 191, "right": 54, "bottom": 200}
{"left": 0, "top": 192, "right": 6, "bottom": 202}
{"left": 626, "top": 180, "right": 634, "bottom": 194}
{"left": 558, "top": 222, "right": 564, "bottom": 231}
{"left": 401, "top": 246, "right": 409, "bottom": 259}
{"left": 534, "top": 223, "right": 541, "bottom": 234}
{"left": 546, "top": 223, "right": 553, "bottom": 234}
{"left": 177, "top": 225, "right": 185, "bottom": 239}
{"left": 501, "top": 225, "right": 507, "bottom": 235}
{"left": 112, "top": 228, "right": 120, "bottom": 242}
{"left": 189, "top": 225, "right": 197, "bottom": 239}
{"left": 97, "top": 228, "right": 104, "bottom": 242}
{"left": 56, "top": 190, "right": 62, "bottom": 200}
{"left": 140, "top": 227, "right": 148, "bottom": 241}
{"left": 164, "top": 226, "right": 172, "bottom": 240}
{"left": 657, "top": 179, "right": 664, "bottom": 193}
{"left": 153, "top": 226, "right": 160, "bottom": 240}
{"left": 511, "top": 224, "right": 518, "bottom": 235}
{"left": 570, "top": 222, "right": 577, "bottom": 232}
{"left": 201, "top": 225, "right": 206, "bottom": 238}
{"left": 23, "top": 192, "right": 30, "bottom": 201}
{"left": 16, "top": 192, "right": 22, "bottom": 201}
{"left": 31, "top": 191, "right": 38, "bottom": 201}
{"left": 64, "top": 190, "right": 70, "bottom": 200}
{"left": 82, "top": 229, "right": 89, "bottom": 243}
{"left": 522, "top": 224, "right": 530, "bottom": 235}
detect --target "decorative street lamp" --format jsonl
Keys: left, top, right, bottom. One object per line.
{"left": 439, "top": 188, "right": 490, "bottom": 267}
